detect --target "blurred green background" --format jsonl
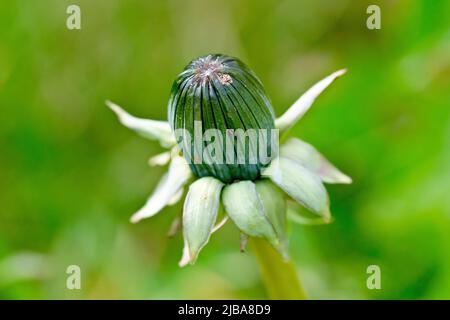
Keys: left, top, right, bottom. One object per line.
{"left": 0, "top": 0, "right": 449, "bottom": 299}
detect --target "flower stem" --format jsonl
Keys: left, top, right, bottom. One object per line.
{"left": 251, "top": 238, "right": 308, "bottom": 299}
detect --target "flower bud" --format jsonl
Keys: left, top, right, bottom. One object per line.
{"left": 168, "top": 54, "right": 277, "bottom": 183}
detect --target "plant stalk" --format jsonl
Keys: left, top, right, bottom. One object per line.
{"left": 251, "top": 238, "right": 308, "bottom": 299}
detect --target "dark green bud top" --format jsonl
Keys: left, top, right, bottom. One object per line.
{"left": 168, "top": 54, "right": 277, "bottom": 183}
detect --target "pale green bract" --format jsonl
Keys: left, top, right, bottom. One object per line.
{"left": 181, "top": 177, "right": 223, "bottom": 266}
{"left": 222, "top": 181, "right": 279, "bottom": 248}
{"left": 255, "top": 180, "right": 288, "bottom": 256}
{"left": 280, "top": 138, "right": 352, "bottom": 184}
{"left": 108, "top": 55, "right": 350, "bottom": 266}
{"left": 262, "top": 157, "right": 330, "bottom": 220}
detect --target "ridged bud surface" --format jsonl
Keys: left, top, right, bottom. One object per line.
{"left": 168, "top": 54, "right": 276, "bottom": 183}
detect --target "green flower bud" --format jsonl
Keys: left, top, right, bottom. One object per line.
{"left": 168, "top": 54, "right": 277, "bottom": 183}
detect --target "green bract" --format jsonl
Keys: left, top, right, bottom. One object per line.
{"left": 168, "top": 54, "right": 276, "bottom": 183}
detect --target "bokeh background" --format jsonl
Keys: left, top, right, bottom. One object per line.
{"left": 0, "top": 0, "right": 449, "bottom": 299}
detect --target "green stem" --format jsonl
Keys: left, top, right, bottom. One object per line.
{"left": 251, "top": 238, "right": 308, "bottom": 300}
